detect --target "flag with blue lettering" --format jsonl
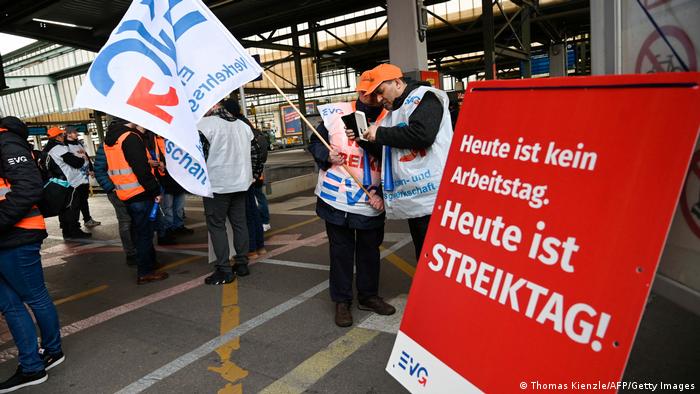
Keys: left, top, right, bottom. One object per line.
{"left": 74, "top": 0, "right": 262, "bottom": 196}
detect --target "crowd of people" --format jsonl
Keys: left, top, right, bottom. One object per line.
{"left": 0, "top": 62, "right": 452, "bottom": 392}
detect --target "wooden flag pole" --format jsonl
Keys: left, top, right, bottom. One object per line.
{"left": 261, "top": 69, "right": 371, "bottom": 197}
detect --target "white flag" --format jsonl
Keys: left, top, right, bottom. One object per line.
{"left": 74, "top": 0, "right": 262, "bottom": 196}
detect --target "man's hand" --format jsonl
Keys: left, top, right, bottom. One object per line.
{"left": 328, "top": 149, "right": 344, "bottom": 165}
{"left": 344, "top": 127, "right": 356, "bottom": 141}
{"left": 148, "top": 160, "right": 160, "bottom": 168}
{"left": 363, "top": 125, "right": 378, "bottom": 142}
{"left": 368, "top": 189, "right": 384, "bottom": 211}
{"left": 155, "top": 195, "right": 162, "bottom": 203}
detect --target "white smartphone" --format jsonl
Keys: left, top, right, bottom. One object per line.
{"left": 355, "top": 111, "right": 368, "bottom": 141}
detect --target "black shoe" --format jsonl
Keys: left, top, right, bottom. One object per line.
{"left": 126, "top": 255, "right": 138, "bottom": 267}
{"left": 38, "top": 348, "right": 64, "bottom": 371}
{"left": 204, "top": 270, "right": 236, "bottom": 285}
{"left": 234, "top": 263, "right": 250, "bottom": 277}
{"left": 335, "top": 302, "right": 353, "bottom": 327}
{"left": 157, "top": 234, "right": 178, "bottom": 245}
{"left": 0, "top": 366, "right": 47, "bottom": 393}
{"left": 64, "top": 230, "right": 92, "bottom": 240}
{"left": 358, "top": 296, "right": 396, "bottom": 315}
{"left": 173, "top": 226, "right": 194, "bottom": 235}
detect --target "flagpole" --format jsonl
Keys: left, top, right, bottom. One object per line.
{"left": 261, "top": 70, "right": 371, "bottom": 197}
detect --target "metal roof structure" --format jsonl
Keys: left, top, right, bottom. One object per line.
{"left": 0, "top": 0, "right": 589, "bottom": 79}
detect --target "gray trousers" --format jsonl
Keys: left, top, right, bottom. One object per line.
{"left": 107, "top": 191, "right": 137, "bottom": 258}
{"left": 203, "top": 191, "right": 249, "bottom": 271}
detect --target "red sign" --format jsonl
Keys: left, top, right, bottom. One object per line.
{"left": 387, "top": 73, "right": 700, "bottom": 393}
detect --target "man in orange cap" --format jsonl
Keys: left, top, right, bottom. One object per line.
{"left": 347, "top": 63, "right": 454, "bottom": 261}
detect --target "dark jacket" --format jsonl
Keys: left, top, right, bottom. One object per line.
{"left": 0, "top": 116, "right": 48, "bottom": 249}
{"left": 373, "top": 79, "right": 444, "bottom": 150}
{"left": 66, "top": 139, "right": 93, "bottom": 171}
{"left": 144, "top": 132, "right": 184, "bottom": 195}
{"left": 93, "top": 144, "right": 114, "bottom": 193}
{"left": 43, "top": 138, "right": 85, "bottom": 174}
{"left": 104, "top": 123, "right": 160, "bottom": 202}
{"left": 308, "top": 99, "right": 385, "bottom": 229}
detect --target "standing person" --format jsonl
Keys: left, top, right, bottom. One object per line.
{"left": 0, "top": 117, "right": 64, "bottom": 392}
{"left": 104, "top": 119, "right": 168, "bottom": 285}
{"left": 308, "top": 77, "right": 396, "bottom": 328}
{"left": 65, "top": 127, "right": 101, "bottom": 229}
{"left": 150, "top": 133, "right": 193, "bottom": 242}
{"left": 199, "top": 101, "right": 253, "bottom": 284}
{"left": 93, "top": 123, "right": 138, "bottom": 266}
{"left": 222, "top": 99, "right": 271, "bottom": 232}
{"left": 349, "top": 64, "right": 454, "bottom": 260}
{"left": 44, "top": 127, "right": 91, "bottom": 239}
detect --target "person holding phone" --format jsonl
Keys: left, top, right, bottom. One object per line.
{"left": 346, "top": 64, "right": 454, "bottom": 261}
{"left": 308, "top": 73, "right": 395, "bottom": 327}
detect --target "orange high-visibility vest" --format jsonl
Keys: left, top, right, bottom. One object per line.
{"left": 154, "top": 135, "right": 167, "bottom": 176}
{"left": 104, "top": 132, "right": 151, "bottom": 201}
{"left": 0, "top": 128, "right": 46, "bottom": 230}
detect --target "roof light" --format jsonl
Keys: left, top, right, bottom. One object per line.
{"left": 32, "top": 18, "right": 92, "bottom": 30}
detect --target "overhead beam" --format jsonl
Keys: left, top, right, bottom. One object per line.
{"left": 4, "top": 75, "right": 55, "bottom": 90}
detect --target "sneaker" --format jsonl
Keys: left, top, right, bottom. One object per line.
{"left": 38, "top": 348, "right": 64, "bottom": 371}
{"left": 262, "top": 223, "right": 271, "bottom": 232}
{"left": 256, "top": 248, "right": 267, "bottom": 255}
{"left": 334, "top": 302, "right": 353, "bottom": 327}
{"left": 234, "top": 263, "right": 250, "bottom": 277}
{"left": 358, "top": 296, "right": 396, "bottom": 315}
{"left": 204, "top": 270, "right": 236, "bottom": 285}
{"left": 137, "top": 271, "right": 169, "bottom": 285}
{"left": 0, "top": 366, "right": 47, "bottom": 393}
{"left": 84, "top": 219, "right": 101, "bottom": 228}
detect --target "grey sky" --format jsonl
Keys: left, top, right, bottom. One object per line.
{"left": 0, "top": 33, "right": 36, "bottom": 55}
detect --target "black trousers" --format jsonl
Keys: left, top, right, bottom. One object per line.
{"left": 58, "top": 187, "right": 80, "bottom": 236}
{"left": 326, "top": 221, "right": 384, "bottom": 304}
{"left": 76, "top": 183, "right": 92, "bottom": 222}
{"left": 407, "top": 215, "right": 431, "bottom": 261}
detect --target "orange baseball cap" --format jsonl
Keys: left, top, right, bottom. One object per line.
{"left": 47, "top": 127, "right": 64, "bottom": 139}
{"left": 356, "top": 70, "right": 375, "bottom": 94}
{"left": 364, "top": 63, "right": 403, "bottom": 93}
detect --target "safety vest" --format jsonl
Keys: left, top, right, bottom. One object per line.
{"left": 153, "top": 135, "right": 167, "bottom": 177}
{"left": 0, "top": 128, "right": 47, "bottom": 230}
{"left": 379, "top": 86, "right": 454, "bottom": 219}
{"left": 104, "top": 132, "right": 151, "bottom": 201}
{"left": 314, "top": 102, "right": 386, "bottom": 216}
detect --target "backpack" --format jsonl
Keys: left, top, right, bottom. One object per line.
{"left": 31, "top": 149, "right": 71, "bottom": 218}
{"left": 253, "top": 129, "right": 269, "bottom": 164}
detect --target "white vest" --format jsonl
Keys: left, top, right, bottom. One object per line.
{"left": 197, "top": 116, "right": 254, "bottom": 194}
{"left": 66, "top": 141, "right": 90, "bottom": 185}
{"left": 379, "top": 86, "right": 454, "bottom": 219}
{"left": 315, "top": 102, "right": 383, "bottom": 216}
{"left": 48, "top": 144, "right": 87, "bottom": 188}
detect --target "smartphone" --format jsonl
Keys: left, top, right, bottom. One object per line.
{"left": 341, "top": 111, "right": 369, "bottom": 141}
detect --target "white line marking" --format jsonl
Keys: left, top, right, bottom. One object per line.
{"left": 357, "top": 294, "right": 407, "bottom": 334}
{"left": 260, "top": 259, "right": 330, "bottom": 271}
{"left": 115, "top": 281, "right": 330, "bottom": 394}
{"left": 0, "top": 274, "right": 209, "bottom": 363}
